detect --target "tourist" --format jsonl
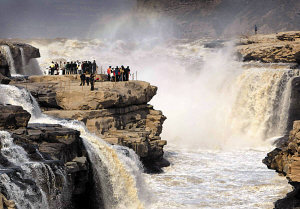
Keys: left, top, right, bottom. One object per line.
{"left": 66, "top": 62, "right": 70, "bottom": 74}
{"left": 62, "top": 62, "right": 66, "bottom": 75}
{"left": 107, "top": 66, "right": 111, "bottom": 81}
{"left": 88, "top": 61, "right": 92, "bottom": 74}
{"left": 50, "top": 61, "right": 55, "bottom": 75}
{"left": 55, "top": 62, "right": 59, "bottom": 75}
{"left": 92, "top": 60, "right": 97, "bottom": 74}
{"left": 120, "top": 65, "right": 124, "bottom": 81}
{"left": 124, "top": 66, "right": 130, "bottom": 81}
{"left": 90, "top": 73, "right": 95, "bottom": 91}
{"left": 255, "top": 25, "right": 258, "bottom": 35}
{"left": 80, "top": 73, "right": 86, "bottom": 86}
{"left": 78, "top": 61, "right": 82, "bottom": 74}
{"left": 111, "top": 68, "right": 115, "bottom": 82}
{"left": 115, "top": 66, "right": 119, "bottom": 82}
{"left": 73, "top": 61, "right": 78, "bottom": 74}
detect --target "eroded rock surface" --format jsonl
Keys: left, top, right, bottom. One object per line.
{"left": 13, "top": 76, "right": 168, "bottom": 172}
{"left": 263, "top": 120, "right": 300, "bottom": 208}
{"left": 0, "top": 42, "right": 40, "bottom": 76}
{"left": 236, "top": 31, "right": 300, "bottom": 64}
{"left": 0, "top": 104, "right": 90, "bottom": 209}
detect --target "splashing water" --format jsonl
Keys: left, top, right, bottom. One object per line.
{"left": 20, "top": 47, "right": 26, "bottom": 74}
{"left": 0, "top": 85, "right": 42, "bottom": 122}
{"left": 0, "top": 131, "right": 30, "bottom": 165}
{"left": 0, "top": 131, "right": 66, "bottom": 209}
{"left": 1, "top": 38, "right": 298, "bottom": 208}
{"left": 0, "top": 84, "right": 149, "bottom": 208}
{"left": 0, "top": 45, "right": 16, "bottom": 74}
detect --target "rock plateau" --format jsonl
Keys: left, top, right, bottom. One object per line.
{"left": 12, "top": 75, "right": 169, "bottom": 172}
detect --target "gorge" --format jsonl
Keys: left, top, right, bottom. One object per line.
{"left": 2, "top": 31, "right": 300, "bottom": 208}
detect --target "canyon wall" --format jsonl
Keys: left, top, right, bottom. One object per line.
{"left": 0, "top": 104, "right": 91, "bottom": 209}
{"left": 12, "top": 76, "right": 169, "bottom": 172}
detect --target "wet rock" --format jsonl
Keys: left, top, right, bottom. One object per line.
{"left": 0, "top": 42, "right": 40, "bottom": 76}
{"left": 14, "top": 78, "right": 168, "bottom": 169}
{"left": 0, "top": 104, "right": 31, "bottom": 130}
{"left": 263, "top": 120, "right": 300, "bottom": 207}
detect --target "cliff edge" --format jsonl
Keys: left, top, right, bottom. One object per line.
{"left": 12, "top": 75, "right": 169, "bottom": 172}
{"left": 236, "top": 31, "right": 300, "bottom": 64}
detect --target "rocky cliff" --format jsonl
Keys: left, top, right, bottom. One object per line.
{"left": 0, "top": 41, "right": 40, "bottom": 76}
{"left": 236, "top": 31, "right": 300, "bottom": 64}
{"left": 263, "top": 121, "right": 300, "bottom": 208}
{"left": 248, "top": 31, "right": 300, "bottom": 208}
{"left": 12, "top": 75, "right": 169, "bottom": 172}
{"left": 0, "top": 104, "right": 91, "bottom": 209}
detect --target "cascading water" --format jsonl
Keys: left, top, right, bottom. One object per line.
{"left": 0, "top": 84, "right": 150, "bottom": 209}
{"left": 20, "top": 47, "right": 27, "bottom": 75}
{"left": 1, "top": 38, "right": 299, "bottom": 208}
{"left": 0, "top": 131, "right": 68, "bottom": 209}
{"left": 0, "top": 45, "right": 16, "bottom": 74}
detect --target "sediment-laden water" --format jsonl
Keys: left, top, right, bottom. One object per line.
{"left": 0, "top": 38, "right": 297, "bottom": 208}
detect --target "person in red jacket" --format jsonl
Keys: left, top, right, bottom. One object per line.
{"left": 107, "top": 66, "right": 111, "bottom": 81}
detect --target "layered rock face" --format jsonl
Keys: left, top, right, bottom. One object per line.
{"left": 0, "top": 104, "right": 90, "bottom": 209}
{"left": 236, "top": 31, "right": 300, "bottom": 64}
{"left": 263, "top": 120, "right": 300, "bottom": 208}
{"left": 13, "top": 75, "right": 168, "bottom": 171}
{"left": 0, "top": 42, "right": 40, "bottom": 76}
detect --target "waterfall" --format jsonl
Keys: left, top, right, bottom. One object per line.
{"left": 0, "top": 85, "right": 42, "bottom": 122}
{"left": 0, "top": 131, "right": 69, "bottom": 209}
{"left": 0, "top": 131, "right": 30, "bottom": 165}
{"left": 230, "top": 68, "right": 296, "bottom": 140}
{"left": 0, "top": 45, "right": 16, "bottom": 75}
{"left": 0, "top": 84, "right": 148, "bottom": 208}
{"left": 20, "top": 47, "right": 27, "bottom": 75}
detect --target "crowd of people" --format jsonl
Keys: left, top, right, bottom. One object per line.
{"left": 106, "top": 66, "right": 130, "bottom": 82}
{"left": 48, "top": 61, "right": 132, "bottom": 91}
{"left": 49, "top": 60, "right": 97, "bottom": 75}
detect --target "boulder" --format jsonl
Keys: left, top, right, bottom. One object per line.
{"left": 0, "top": 73, "right": 10, "bottom": 84}
{"left": 0, "top": 104, "right": 31, "bottom": 130}
{"left": 263, "top": 120, "right": 300, "bottom": 207}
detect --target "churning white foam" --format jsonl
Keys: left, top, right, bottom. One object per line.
{"left": 4, "top": 38, "right": 296, "bottom": 208}
{"left": 0, "top": 84, "right": 150, "bottom": 209}
{"left": 26, "top": 38, "right": 299, "bottom": 149}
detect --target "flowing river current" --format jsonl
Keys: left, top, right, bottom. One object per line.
{"left": 1, "top": 38, "right": 298, "bottom": 208}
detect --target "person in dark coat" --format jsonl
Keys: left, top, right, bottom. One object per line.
{"left": 115, "top": 66, "right": 119, "bottom": 82}
{"left": 92, "top": 60, "right": 97, "bottom": 74}
{"left": 90, "top": 73, "right": 95, "bottom": 90}
{"left": 124, "top": 66, "right": 130, "bottom": 81}
{"left": 80, "top": 73, "right": 86, "bottom": 86}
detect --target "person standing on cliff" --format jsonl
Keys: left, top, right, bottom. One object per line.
{"left": 124, "top": 66, "right": 130, "bottom": 81}
{"left": 92, "top": 60, "right": 97, "bottom": 74}
{"left": 90, "top": 73, "right": 95, "bottom": 91}
{"left": 255, "top": 25, "right": 258, "bottom": 35}
{"left": 50, "top": 61, "right": 55, "bottom": 75}
{"left": 115, "top": 66, "right": 119, "bottom": 82}
{"left": 80, "top": 73, "right": 86, "bottom": 86}
{"left": 107, "top": 66, "right": 111, "bottom": 81}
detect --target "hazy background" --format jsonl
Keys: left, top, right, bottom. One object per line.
{"left": 1, "top": 0, "right": 300, "bottom": 40}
